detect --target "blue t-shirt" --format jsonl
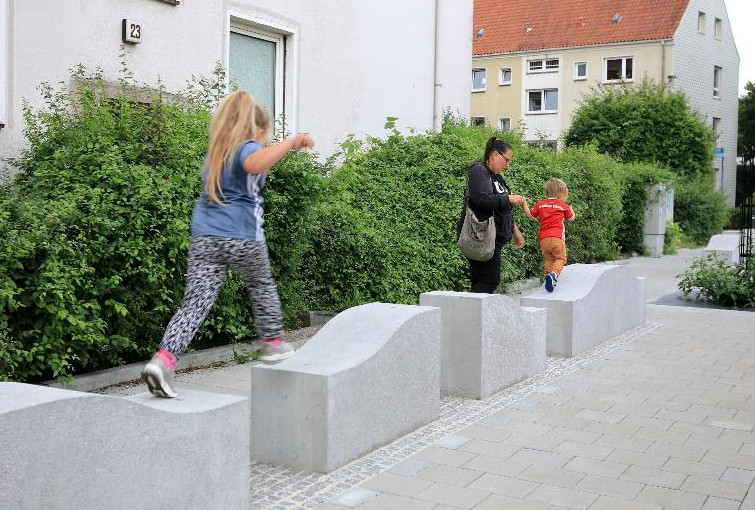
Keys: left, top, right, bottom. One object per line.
{"left": 191, "top": 141, "right": 267, "bottom": 241}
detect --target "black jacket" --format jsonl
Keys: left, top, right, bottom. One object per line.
{"left": 456, "top": 162, "right": 514, "bottom": 247}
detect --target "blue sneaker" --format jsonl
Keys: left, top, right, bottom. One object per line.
{"left": 544, "top": 271, "right": 557, "bottom": 292}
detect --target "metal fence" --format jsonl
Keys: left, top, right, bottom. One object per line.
{"left": 740, "top": 151, "right": 755, "bottom": 271}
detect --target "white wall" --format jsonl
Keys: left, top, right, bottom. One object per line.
{"left": 0, "top": 0, "right": 472, "bottom": 166}
{"left": 671, "top": 0, "right": 740, "bottom": 206}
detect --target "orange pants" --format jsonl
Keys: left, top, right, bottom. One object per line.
{"left": 540, "top": 237, "right": 567, "bottom": 275}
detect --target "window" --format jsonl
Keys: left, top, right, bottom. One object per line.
{"left": 715, "top": 18, "right": 722, "bottom": 40}
{"left": 499, "top": 68, "right": 512, "bottom": 85}
{"left": 499, "top": 118, "right": 511, "bottom": 131}
{"left": 528, "top": 59, "right": 559, "bottom": 73}
{"left": 712, "top": 117, "right": 721, "bottom": 141}
{"left": 527, "top": 89, "right": 558, "bottom": 113}
{"left": 574, "top": 62, "right": 588, "bottom": 80}
{"left": 471, "top": 116, "right": 486, "bottom": 126}
{"left": 604, "top": 57, "right": 633, "bottom": 82}
{"left": 229, "top": 24, "right": 284, "bottom": 119}
{"left": 698, "top": 11, "right": 706, "bottom": 34}
{"left": 713, "top": 66, "right": 722, "bottom": 98}
{"left": 472, "top": 68, "right": 487, "bottom": 92}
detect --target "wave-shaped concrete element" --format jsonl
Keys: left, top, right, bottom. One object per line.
{"left": 419, "top": 291, "right": 546, "bottom": 399}
{"left": 251, "top": 303, "right": 441, "bottom": 473}
{"left": 0, "top": 383, "right": 249, "bottom": 510}
{"left": 520, "top": 264, "right": 646, "bottom": 357}
{"left": 702, "top": 233, "right": 741, "bottom": 264}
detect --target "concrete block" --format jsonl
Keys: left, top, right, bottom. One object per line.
{"left": 644, "top": 233, "right": 665, "bottom": 258}
{"left": 644, "top": 184, "right": 668, "bottom": 236}
{"left": 702, "top": 233, "right": 740, "bottom": 264}
{"left": 0, "top": 383, "right": 249, "bottom": 510}
{"left": 520, "top": 264, "right": 646, "bottom": 357}
{"left": 251, "top": 302, "right": 441, "bottom": 473}
{"left": 419, "top": 291, "right": 546, "bottom": 399}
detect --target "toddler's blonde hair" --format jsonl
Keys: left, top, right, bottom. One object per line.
{"left": 545, "top": 177, "right": 568, "bottom": 198}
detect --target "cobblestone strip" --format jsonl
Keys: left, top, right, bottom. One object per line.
{"left": 250, "top": 321, "right": 661, "bottom": 510}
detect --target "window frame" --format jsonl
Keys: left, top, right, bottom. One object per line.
{"left": 713, "top": 66, "right": 722, "bottom": 98}
{"left": 527, "top": 58, "right": 560, "bottom": 74}
{"left": 712, "top": 117, "right": 721, "bottom": 141}
{"left": 472, "top": 68, "right": 487, "bottom": 92}
{"left": 527, "top": 89, "right": 559, "bottom": 114}
{"left": 574, "top": 61, "right": 588, "bottom": 80}
{"left": 471, "top": 116, "right": 486, "bottom": 127}
{"left": 603, "top": 56, "right": 634, "bottom": 83}
{"left": 714, "top": 18, "right": 722, "bottom": 40}
{"left": 698, "top": 11, "right": 706, "bottom": 34}
{"left": 228, "top": 22, "right": 285, "bottom": 120}
{"left": 499, "top": 67, "right": 513, "bottom": 86}
{"left": 499, "top": 117, "right": 511, "bottom": 131}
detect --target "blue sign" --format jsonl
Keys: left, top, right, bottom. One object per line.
{"left": 715, "top": 147, "right": 724, "bottom": 158}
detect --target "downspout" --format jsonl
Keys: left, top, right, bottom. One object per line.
{"left": 432, "top": 0, "right": 440, "bottom": 131}
{"left": 661, "top": 39, "right": 666, "bottom": 84}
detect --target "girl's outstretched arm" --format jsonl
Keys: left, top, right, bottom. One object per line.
{"left": 243, "top": 134, "right": 314, "bottom": 174}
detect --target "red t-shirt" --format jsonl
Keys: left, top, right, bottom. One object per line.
{"left": 530, "top": 198, "right": 574, "bottom": 241}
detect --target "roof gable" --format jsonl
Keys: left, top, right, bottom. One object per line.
{"left": 474, "top": 0, "right": 690, "bottom": 55}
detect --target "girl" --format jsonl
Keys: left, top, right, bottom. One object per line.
{"left": 141, "top": 90, "right": 314, "bottom": 398}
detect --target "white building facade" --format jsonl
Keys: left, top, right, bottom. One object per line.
{"left": 0, "top": 0, "right": 473, "bottom": 164}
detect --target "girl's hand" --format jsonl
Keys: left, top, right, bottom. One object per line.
{"left": 292, "top": 133, "right": 315, "bottom": 150}
{"left": 509, "top": 194, "right": 525, "bottom": 206}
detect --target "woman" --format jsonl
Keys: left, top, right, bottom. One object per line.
{"left": 457, "top": 136, "right": 526, "bottom": 293}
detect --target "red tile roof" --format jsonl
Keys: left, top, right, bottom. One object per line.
{"left": 474, "top": 0, "right": 690, "bottom": 55}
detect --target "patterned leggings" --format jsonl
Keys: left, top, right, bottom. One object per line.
{"left": 160, "top": 236, "right": 283, "bottom": 357}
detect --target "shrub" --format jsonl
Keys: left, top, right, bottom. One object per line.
{"left": 664, "top": 221, "right": 683, "bottom": 255}
{"left": 673, "top": 175, "right": 728, "bottom": 245}
{"left": 565, "top": 79, "right": 715, "bottom": 178}
{"left": 678, "top": 255, "right": 755, "bottom": 308}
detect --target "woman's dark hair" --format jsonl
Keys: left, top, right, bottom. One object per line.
{"left": 484, "top": 136, "right": 513, "bottom": 162}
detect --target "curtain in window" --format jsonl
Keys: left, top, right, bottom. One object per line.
{"left": 230, "top": 32, "right": 276, "bottom": 118}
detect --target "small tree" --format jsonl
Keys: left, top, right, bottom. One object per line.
{"left": 739, "top": 81, "right": 755, "bottom": 157}
{"left": 565, "top": 79, "right": 715, "bottom": 177}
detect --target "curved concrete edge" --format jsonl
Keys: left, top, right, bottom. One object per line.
{"left": 250, "top": 303, "right": 441, "bottom": 473}
{"left": 702, "top": 233, "right": 741, "bottom": 264}
{"left": 420, "top": 292, "right": 546, "bottom": 399}
{"left": 0, "top": 382, "right": 250, "bottom": 510}
{"left": 521, "top": 264, "right": 645, "bottom": 357}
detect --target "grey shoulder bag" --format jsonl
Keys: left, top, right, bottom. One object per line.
{"left": 457, "top": 182, "right": 495, "bottom": 261}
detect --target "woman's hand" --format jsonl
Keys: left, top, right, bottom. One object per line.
{"left": 509, "top": 194, "right": 526, "bottom": 206}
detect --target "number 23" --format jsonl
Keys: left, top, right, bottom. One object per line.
{"left": 130, "top": 24, "right": 141, "bottom": 39}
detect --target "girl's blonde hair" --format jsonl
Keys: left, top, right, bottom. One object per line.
{"left": 545, "top": 177, "right": 568, "bottom": 198}
{"left": 206, "top": 90, "right": 272, "bottom": 204}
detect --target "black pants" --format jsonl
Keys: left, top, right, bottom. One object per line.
{"left": 468, "top": 244, "right": 503, "bottom": 293}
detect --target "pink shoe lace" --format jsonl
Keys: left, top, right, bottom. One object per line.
{"left": 156, "top": 349, "right": 177, "bottom": 370}
{"left": 263, "top": 335, "right": 282, "bottom": 347}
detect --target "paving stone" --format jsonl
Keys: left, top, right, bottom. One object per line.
{"left": 700, "top": 496, "right": 741, "bottom": 510}
{"left": 526, "top": 484, "right": 599, "bottom": 509}
{"left": 633, "top": 426, "right": 691, "bottom": 446}
{"left": 507, "top": 448, "right": 572, "bottom": 470}
{"left": 414, "top": 482, "right": 489, "bottom": 509}
{"left": 361, "top": 473, "right": 433, "bottom": 497}
{"left": 740, "top": 443, "right": 755, "bottom": 456}
{"left": 564, "top": 457, "right": 629, "bottom": 478}
{"left": 358, "top": 493, "right": 436, "bottom": 510}
{"left": 720, "top": 467, "right": 755, "bottom": 485}
{"left": 463, "top": 454, "right": 530, "bottom": 478}
{"left": 575, "top": 474, "right": 644, "bottom": 500}
{"left": 331, "top": 488, "right": 381, "bottom": 508}
{"left": 620, "top": 465, "right": 687, "bottom": 489}
{"left": 646, "top": 441, "right": 707, "bottom": 462}
{"left": 459, "top": 439, "right": 520, "bottom": 460}
{"left": 474, "top": 494, "right": 553, "bottom": 510}
{"left": 708, "top": 420, "right": 754, "bottom": 432}
{"left": 547, "top": 427, "right": 602, "bottom": 445}
{"left": 467, "top": 473, "right": 539, "bottom": 498}
{"left": 574, "top": 409, "right": 627, "bottom": 424}
{"left": 516, "top": 465, "right": 585, "bottom": 489}
{"left": 503, "top": 432, "right": 564, "bottom": 451}
{"left": 586, "top": 495, "right": 662, "bottom": 510}
{"left": 553, "top": 441, "right": 615, "bottom": 461}
{"left": 661, "top": 457, "right": 727, "bottom": 479}
{"left": 435, "top": 435, "right": 472, "bottom": 450}
{"left": 605, "top": 448, "right": 668, "bottom": 469}
{"left": 635, "top": 486, "right": 707, "bottom": 510}
{"left": 459, "top": 425, "right": 512, "bottom": 442}
{"left": 388, "top": 459, "right": 429, "bottom": 477}
{"left": 414, "top": 464, "right": 483, "bottom": 487}
{"left": 704, "top": 451, "right": 755, "bottom": 470}
{"left": 680, "top": 475, "right": 749, "bottom": 500}
{"left": 412, "top": 446, "right": 477, "bottom": 468}
{"left": 595, "top": 433, "right": 652, "bottom": 453}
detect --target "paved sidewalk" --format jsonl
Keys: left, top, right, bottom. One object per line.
{"left": 102, "top": 248, "right": 755, "bottom": 510}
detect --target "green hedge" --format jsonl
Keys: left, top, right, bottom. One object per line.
{"left": 0, "top": 70, "right": 686, "bottom": 382}
{"left": 673, "top": 174, "right": 728, "bottom": 245}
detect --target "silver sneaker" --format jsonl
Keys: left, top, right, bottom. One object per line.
{"left": 259, "top": 340, "right": 295, "bottom": 363}
{"left": 141, "top": 350, "right": 178, "bottom": 398}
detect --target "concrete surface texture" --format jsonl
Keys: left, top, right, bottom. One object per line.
{"left": 702, "top": 233, "right": 741, "bottom": 264}
{"left": 419, "top": 291, "right": 546, "bottom": 399}
{"left": 0, "top": 383, "right": 250, "bottom": 510}
{"left": 250, "top": 302, "right": 441, "bottom": 473}
{"left": 520, "top": 263, "right": 646, "bottom": 357}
